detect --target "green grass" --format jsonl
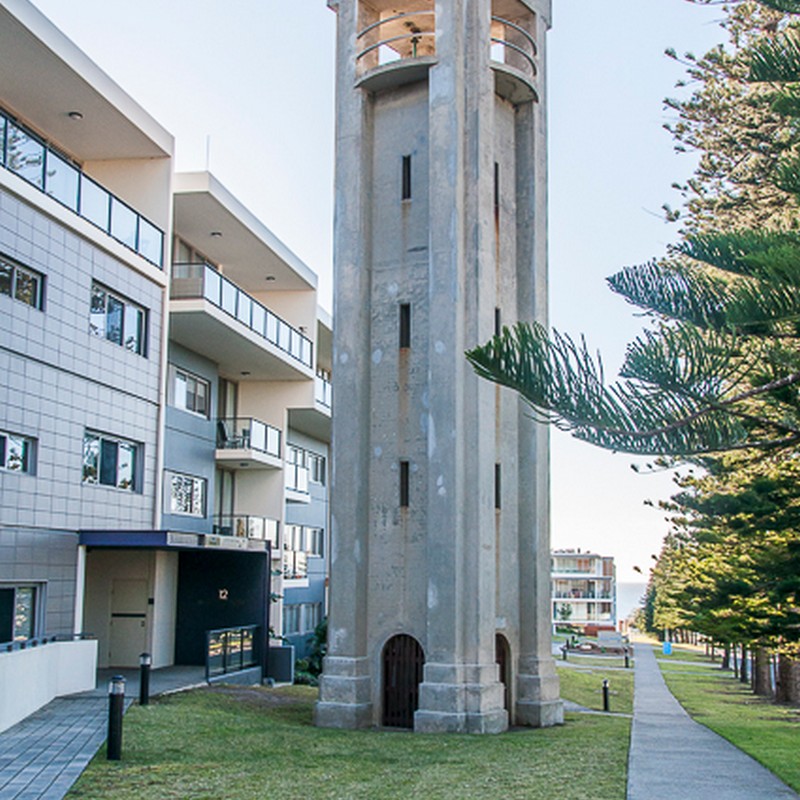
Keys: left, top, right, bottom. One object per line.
{"left": 561, "top": 654, "right": 632, "bottom": 670}
{"left": 557, "top": 664, "right": 634, "bottom": 714}
{"left": 659, "top": 661, "right": 800, "bottom": 791}
{"left": 67, "top": 685, "right": 630, "bottom": 800}
{"left": 653, "top": 644, "right": 721, "bottom": 665}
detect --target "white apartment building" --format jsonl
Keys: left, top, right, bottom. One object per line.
{"left": 551, "top": 549, "right": 616, "bottom": 630}
{"left": 0, "top": 0, "right": 331, "bottom": 730}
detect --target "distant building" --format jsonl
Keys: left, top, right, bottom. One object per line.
{"left": 551, "top": 550, "right": 616, "bottom": 630}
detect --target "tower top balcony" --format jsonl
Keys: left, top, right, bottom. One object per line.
{"left": 351, "top": 0, "right": 540, "bottom": 104}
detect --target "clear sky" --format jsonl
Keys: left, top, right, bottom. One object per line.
{"left": 28, "top": 0, "right": 728, "bottom": 592}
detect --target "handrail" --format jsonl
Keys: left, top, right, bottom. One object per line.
{"left": 216, "top": 417, "right": 281, "bottom": 458}
{"left": 0, "top": 108, "right": 164, "bottom": 268}
{"left": 357, "top": 9, "right": 435, "bottom": 40}
{"left": 357, "top": 32, "right": 434, "bottom": 62}
{"left": 490, "top": 37, "right": 536, "bottom": 75}
{"left": 171, "top": 263, "right": 313, "bottom": 368}
{"left": 491, "top": 15, "right": 538, "bottom": 57}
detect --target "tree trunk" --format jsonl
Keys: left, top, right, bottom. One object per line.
{"left": 752, "top": 647, "right": 769, "bottom": 695}
{"left": 722, "top": 644, "right": 730, "bottom": 671}
{"left": 776, "top": 654, "right": 800, "bottom": 704}
{"left": 740, "top": 645, "right": 749, "bottom": 684}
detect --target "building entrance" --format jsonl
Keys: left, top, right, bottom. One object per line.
{"left": 382, "top": 634, "right": 424, "bottom": 728}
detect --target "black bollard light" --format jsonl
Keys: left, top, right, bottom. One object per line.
{"left": 624, "top": 649, "right": 630, "bottom": 669}
{"left": 561, "top": 645, "right": 568, "bottom": 661}
{"left": 139, "top": 652, "right": 152, "bottom": 706}
{"left": 107, "top": 675, "right": 126, "bottom": 761}
{"left": 602, "top": 678, "right": 610, "bottom": 712}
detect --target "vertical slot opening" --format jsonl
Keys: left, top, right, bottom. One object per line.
{"left": 400, "top": 303, "right": 411, "bottom": 348}
{"left": 495, "top": 463, "right": 501, "bottom": 510}
{"left": 402, "top": 155, "right": 412, "bottom": 201}
{"left": 400, "top": 460, "right": 410, "bottom": 507}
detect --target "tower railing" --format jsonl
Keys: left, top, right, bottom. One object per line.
{"left": 490, "top": 16, "right": 537, "bottom": 83}
{"left": 356, "top": 10, "right": 436, "bottom": 74}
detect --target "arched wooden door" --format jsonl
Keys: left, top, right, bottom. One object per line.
{"left": 382, "top": 634, "right": 425, "bottom": 728}
{"left": 496, "top": 633, "right": 510, "bottom": 711}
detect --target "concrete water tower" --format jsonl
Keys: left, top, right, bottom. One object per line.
{"left": 316, "top": 0, "right": 562, "bottom": 733}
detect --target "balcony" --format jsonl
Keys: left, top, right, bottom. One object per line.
{"left": 209, "top": 515, "right": 279, "bottom": 553}
{"left": 283, "top": 549, "right": 308, "bottom": 581}
{"left": 170, "top": 263, "right": 313, "bottom": 379}
{"left": 355, "top": 6, "right": 437, "bottom": 93}
{"left": 216, "top": 417, "right": 282, "bottom": 470}
{"left": 315, "top": 369, "right": 332, "bottom": 410}
{"left": 0, "top": 109, "right": 164, "bottom": 267}
{"left": 490, "top": 14, "right": 539, "bottom": 104}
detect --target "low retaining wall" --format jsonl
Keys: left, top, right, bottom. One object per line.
{"left": 0, "top": 639, "right": 98, "bottom": 732}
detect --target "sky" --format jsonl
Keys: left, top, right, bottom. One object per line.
{"left": 28, "top": 0, "right": 730, "bottom": 598}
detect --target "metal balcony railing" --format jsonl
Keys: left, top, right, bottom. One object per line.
{"left": 216, "top": 418, "right": 281, "bottom": 458}
{"left": 490, "top": 16, "right": 537, "bottom": 82}
{"left": 205, "top": 624, "right": 259, "bottom": 680}
{"left": 356, "top": 9, "right": 436, "bottom": 73}
{"left": 212, "top": 515, "right": 279, "bottom": 548}
{"left": 283, "top": 549, "right": 308, "bottom": 580}
{"left": 0, "top": 108, "right": 164, "bottom": 267}
{"left": 171, "top": 263, "right": 313, "bottom": 368}
{"left": 315, "top": 372, "right": 332, "bottom": 408}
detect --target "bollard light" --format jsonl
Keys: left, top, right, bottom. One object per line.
{"left": 602, "top": 678, "right": 610, "bottom": 712}
{"left": 139, "top": 652, "right": 152, "bottom": 706}
{"left": 107, "top": 675, "right": 126, "bottom": 761}
{"left": 561, "top": 644, "right": 568, "bottom": 661}
{"left": 624, "top": 649, "right": 630, "bottom": 669}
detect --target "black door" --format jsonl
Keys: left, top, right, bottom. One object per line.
{"left": 382, "top": 634, "right": 425, "bottom": 728}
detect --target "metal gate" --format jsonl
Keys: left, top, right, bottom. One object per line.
{"left": 382, "top": 634, "right": 425, "bottom": 728}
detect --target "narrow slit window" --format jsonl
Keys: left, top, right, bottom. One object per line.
{"left": 402, "top": 155, "right": 412, "bottom": 201}
{"left": 399, "top": 303, "right": 411, "bottom": 348}
{"left": 494, "top": 308, "right": 501, "bottom": 338}
{"left": 400, "top": 460, "right": 410, "bottom": 508}
{"left": 495, "top": 463, "right": 501, "bottom": 510}
{"left": 494, "top": 162, "right": 500, "bottom": 217}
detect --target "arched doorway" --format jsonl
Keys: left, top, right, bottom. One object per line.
{"left": 382, "top": 634, "right": 425, "bottom": 728}
{"left": 495, "top": 633, "right": 511, "bottom": 712}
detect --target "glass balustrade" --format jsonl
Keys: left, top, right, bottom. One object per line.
{"left": 171, "top": 262, "right": 313, "bottom": 368}
{"left": 212, "top": 515, "right": 279, "bottom": 548}
{"left": 0, "top": 109, "right": 164, "bottom": 268}
{"left": 216, "top": 417, "right": 281, "bottom": 458}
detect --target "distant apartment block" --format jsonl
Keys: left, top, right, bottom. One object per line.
{"left": 551, "top": 550, "right": 616, "bottom": 630}
{"left": 0, "top": 0, "right": 330, "bottom": 731}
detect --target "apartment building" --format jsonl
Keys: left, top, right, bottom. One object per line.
{"left": 0, "top": 0, "right": 331, "bottom": 730}
{"left": 551, "top": 549, "right": 617, "bottom": 630}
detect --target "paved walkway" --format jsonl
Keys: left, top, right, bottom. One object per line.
{"left": 627, "top": 642, "right": 798, "bottom": 800}
{"left": 0, "top": 666, "right": 205, "bottom": 800}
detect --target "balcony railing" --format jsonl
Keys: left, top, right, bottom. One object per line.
{"left": 315, "top": 372, "right": 332, "bottom": 409}
{"left": 212, "top": 515, "right": 279, "bottom": 548}
{"left": 356, "top": 9, "right": 436, "bottom": 74}
{"left": 285, "top": 462, "right": 309, "bottom": 494}
{"left": 490, "top": 16, "right": 537, "bottom": 82}
{"left": 0, "top": 108, "right": 164, "bottom": 267}
{"left": 283, "top": 549, "right": 308, "bottom": 580}
{"left": 205, "top": 624, "right": 259, "bottom": 681}
{"left": 217, "top": 417, "right": 281, "bottom": 458}
{"left": 171, "top": 263, "right": 313, "bottom": 368}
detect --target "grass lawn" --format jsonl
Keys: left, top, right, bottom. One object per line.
{"left": 659, "top": 661, "right": 800, "bottom": 792}
{"left": 67, "top": 685, "right": 630, "bottom": 800}
{"left": 653, "top": 644, "right": 722, "bottom": 665}
{"left": 557, "top": 664, "right": 634, "bottom": 714}
{"left": 562, "top": 653, "right": 632, "bottom": 670}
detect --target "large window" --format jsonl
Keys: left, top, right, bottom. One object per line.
{"left": 0, "top": 255, "right": 43, "bottom": 310}
{"left": 309, "top": 452, "right": 326, "bottom": 485}
{"left": 0, "top": 585, "right": 39, "bottom": 644}
{"left": 169, "top": 365, "right": 210, "bottom": 417}
{"left": 90, "top": 283, "right": 146, "bottom": 355}
{"left": 167, "top": 471, "right": 206, "bottom": 516}
{"left": 282, "top": 602, "right": 322, "bottom": 637}
{"left": 82, "top": 430, "right": 139, "bottom": 491}
{"left": 0, "top": 431, "right": 33, "bottom": 473}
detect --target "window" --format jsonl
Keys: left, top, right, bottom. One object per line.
{"left": 89, "top": 283, "right": 146, "bottom": 355}
{"left": 495, "top": 463, "right": 501, "bottom": 510}
{"left": 400, "top": 460, "right": 410, "bottom": 508}
{"left": 283, "top": 604, "right": 301, "bottom": 636}
{"left": 309, "top": 452, "right": 326, "bottom": 485}
{"left": 0, "top": 255, "right": 43, "bottom": 310}
{"left": 494, "top": 307, "right": 501, "bottom": 338}
{"left": 170, "top": 365, "right": 210, "bottom": 417}
{"left": 306, "top": 527, "right": 324, "bottom": 557}
{"left": 285, "top": 445, "right": 309, "bottom": 493}
{"left": 303, "top": 602, "right": 322, "bottom": 633}
{"left": 0, "top": 585, "right": 39, "bottom": 644}
{"left": 0, "top": 431, "right": 33, "bottom": 473}
{"left": 82, "top": 430, "right": 139, "bottom": 491}
{"left": 402, "top": 154, "right": 412, "bottom": 200}
{"left": 399, "top": 303, "right": 411, "bottom": 348}
{"left": 167, "top": 472, "right": 206, "bottom": 516}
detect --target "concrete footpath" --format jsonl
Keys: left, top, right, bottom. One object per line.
{"left": 627, "top": 642, "right": 798, "bottom": 800}
{"left": 0, "top": 666, "right": 204, "bottom": 800}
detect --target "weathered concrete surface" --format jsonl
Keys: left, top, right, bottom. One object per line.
{"left": 628, "top": 643, "right": 798, "bottom": 800}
